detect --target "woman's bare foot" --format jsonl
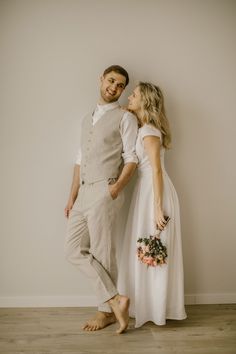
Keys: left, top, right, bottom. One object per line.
{"left": 82, "top": 311, "right": 116, "bottom": 331}
{"left": 108, "top": 294, "right": 130, "bottom": 334}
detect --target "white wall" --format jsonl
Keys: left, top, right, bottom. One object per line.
{"left": 1, "top": 0, "right": 236, "bottom": 307}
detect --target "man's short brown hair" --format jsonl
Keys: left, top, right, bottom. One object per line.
{"left": 103, "top": 65, "right": 129, "bottom": 87}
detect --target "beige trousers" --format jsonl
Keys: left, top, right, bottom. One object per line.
{"left": 65, "top": 179, "right": 124, "bottom": 313}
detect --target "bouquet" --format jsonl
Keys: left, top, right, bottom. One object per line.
{"left": 136, "top": 217, "right": 170, "bottom": 267}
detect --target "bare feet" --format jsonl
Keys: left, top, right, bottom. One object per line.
{"left": 108, "top": 294, "right": 130, "bottom": 334}
{"left": 82, "top": 311, "right": 116, "bottom": 331}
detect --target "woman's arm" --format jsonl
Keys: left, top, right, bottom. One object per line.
{"left": 143, "top": 135, "right": 166, "bottom": 230}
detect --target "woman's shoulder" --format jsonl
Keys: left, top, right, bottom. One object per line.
{"left": 139, "top": 124, "right": 162, "bottom": 140}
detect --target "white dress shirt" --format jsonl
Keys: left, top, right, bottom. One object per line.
{"left": 75, "top": 102, "right": 138, "bottom": 165}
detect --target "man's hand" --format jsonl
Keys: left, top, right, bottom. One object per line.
{"left": 64, "top": 164, "right": 80, "bottom": 218}
{"left": 107, "top": 162, "right": 137, "bottom": 200}
{"left": 108, "top": 183, "right": 119, "bottom": 200}
{"left": 64, "top": 199, "right": 74, "bottom": 218}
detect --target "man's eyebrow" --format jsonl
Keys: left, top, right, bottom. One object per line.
{"left": 108, "top": 76, "right": 125, "bottom": 87}
{"left": 110, "top": 76, "right": 125, "bottom": 83}
{"left": 117, "top": 81, "right": 125, "bottom": 87}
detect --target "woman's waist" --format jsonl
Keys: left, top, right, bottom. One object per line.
{"left": 137, "top": 165, "right": 167, "bottom": 176}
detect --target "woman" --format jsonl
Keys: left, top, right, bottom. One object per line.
{"left": 118, "top": 82, "right": 187, "bottom": 328}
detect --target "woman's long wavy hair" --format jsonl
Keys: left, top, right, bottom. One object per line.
{"left": 138, "top": 82, "right": 171, "bottom": 149}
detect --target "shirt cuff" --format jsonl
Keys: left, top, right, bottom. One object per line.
{"left": 75, "top": 150, "right": 81, "bottom": 165}
{"left": 122, "top": 153, "right": 138, "bottom": 165}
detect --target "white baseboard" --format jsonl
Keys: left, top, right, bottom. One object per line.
{"left": 0, "top": 294, "right": 235, "bottom": 308}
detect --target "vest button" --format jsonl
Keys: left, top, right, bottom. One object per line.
{"left": 81, "top": 181, "right": 84, "bottom": 185}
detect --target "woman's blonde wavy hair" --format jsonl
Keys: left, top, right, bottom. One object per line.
{"left": 138, "top": 82, "right": 171, "bottom": 149}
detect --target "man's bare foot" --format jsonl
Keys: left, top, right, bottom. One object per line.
{"left": 108, "top": 294, "right": 130, "bottom": 334}
{"left": 82, "top": 311, "right": 116, "bottom": 331}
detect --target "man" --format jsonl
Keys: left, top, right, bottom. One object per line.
{"left": 64, "top": 65, "right": 138, "bottom": 334}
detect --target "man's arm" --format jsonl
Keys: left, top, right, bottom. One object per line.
{"left": 109, "top": 111, "right": 138, "bottom": 198}
{"left": 64, "top": 164, "right": 80, "bottom": 218}
{"left": 108, "top": 162, "right": 136, "bottom": 199}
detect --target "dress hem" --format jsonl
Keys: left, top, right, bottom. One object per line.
{"left": 134, "top": 314, "right": 187, "bottom": 328}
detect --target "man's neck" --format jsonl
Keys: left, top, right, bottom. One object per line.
{"left": 98, "top": 98, "right": 118, "bottom": 105}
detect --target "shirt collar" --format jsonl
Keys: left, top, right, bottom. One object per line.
{"left": 96, "top": 101, "right": 120, "bottom": 113}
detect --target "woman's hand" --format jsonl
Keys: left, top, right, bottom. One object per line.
{"left": 155, "top": 208, "right": 167, "bottom": 230}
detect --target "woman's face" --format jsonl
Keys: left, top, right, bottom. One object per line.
{"left": 128, "top": 86, "right": 142, "bottom": 113}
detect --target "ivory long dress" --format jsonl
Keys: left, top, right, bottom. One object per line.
{"left": 118, "top": 124, "right": 187, "bottom": 327}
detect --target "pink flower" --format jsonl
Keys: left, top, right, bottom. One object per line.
{"left": 143, "top": 256, "right": 153, "bottom": 266}
{"left": 137, "top": 235, "right": 167, "bottom": 267}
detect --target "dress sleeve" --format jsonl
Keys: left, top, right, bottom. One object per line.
{"left": 140, "top": 124, "right": 162, "bottom": 143}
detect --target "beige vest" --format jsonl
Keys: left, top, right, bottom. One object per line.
{"left": 80, "top": 107, "right": 124, "bottom": 184}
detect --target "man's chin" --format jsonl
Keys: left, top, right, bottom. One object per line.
{"left": 103, "top": 95, "right": 118, "bottom": 103}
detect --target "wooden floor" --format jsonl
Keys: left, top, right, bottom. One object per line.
{"left": 0, "top": 304, "right": 236, "bottom": 354}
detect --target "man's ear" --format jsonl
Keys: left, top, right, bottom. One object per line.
{"left": 100, "top": 75, "right": 104, "bottom": 83}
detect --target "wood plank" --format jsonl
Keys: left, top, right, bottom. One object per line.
{"left": 0, "top": 305, "right": 235, "bottom": 354}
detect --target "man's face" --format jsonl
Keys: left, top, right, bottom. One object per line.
{"left": 100, "top": 71, "right": 126, "bottom": 104}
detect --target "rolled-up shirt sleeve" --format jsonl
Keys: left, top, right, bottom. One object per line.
{"left": 120, "top": 111, "right": 138, "bottom": 164}
{"left": 75, "top": 147, "right": 81, "bottom": 165}
{"left": 75, "top": 118, "right": 83, "bottom": 165}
